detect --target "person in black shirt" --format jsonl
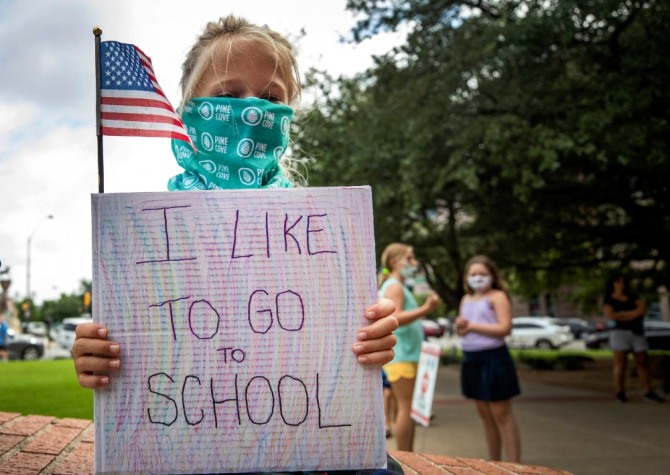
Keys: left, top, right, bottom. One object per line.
{"left": 603, "top": 274, "right": 664, "bottom": 403}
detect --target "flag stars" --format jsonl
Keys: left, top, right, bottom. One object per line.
{"left": 100, "top": 41, "right": 155, "bottom": 92}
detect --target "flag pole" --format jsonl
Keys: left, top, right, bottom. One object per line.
{"left": 93, "top": 26, "right": 104, "bottom": 194}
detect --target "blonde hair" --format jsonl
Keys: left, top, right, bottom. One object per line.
{"left": 378, "top": 243, "right": 413, "bottom": 288}
{"left": 179, "top": 15, "right": 301, "bottom": 108}
{"left": 179, "top": 15, "right": 308, "bottom": 185}
{"left": 462, "top": 255, "right": 507, "bottom": 294}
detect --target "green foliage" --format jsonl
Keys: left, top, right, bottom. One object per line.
{"left": 515, "top": 349, "right": 596, "bottom": 370}
{"left": 296, "top": 0, "right": 670, "bottom": 309}
{"left": 40, "top": 295, "right": 82, "bottom": 322}
{"left": 40, "top": 279, "right": 92, "bottom": 323}
{"left": 0, "top": 359, "right": 93, "bottom": 419}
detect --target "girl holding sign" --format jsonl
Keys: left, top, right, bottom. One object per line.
{"left": 74, "top": 15, "right": 398, "bottom": 387}
{"left": 378, "top": 243, "right": 440, "bottom": 452}
{"left": 454, "top": 255, "right": 521, "bottom": 462}
{"left": 74, "top": 14, "right": 403, "bottom": 475}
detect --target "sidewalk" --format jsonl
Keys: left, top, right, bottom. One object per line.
{"left": 0, "top": 412, "right": 570, "bottom": 475}
{"left": 386, "top": 365, "right": 670, "bottom": 475}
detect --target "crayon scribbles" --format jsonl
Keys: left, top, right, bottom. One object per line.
{"left": 92, "top": 187, "right": 385, "bottom": 474}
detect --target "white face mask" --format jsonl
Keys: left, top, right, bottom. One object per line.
{"left": 467, "top": 275, "right": 492, "bottom": 291}
{"left": 400, "top": 264, "right": 418, "bottom": 279}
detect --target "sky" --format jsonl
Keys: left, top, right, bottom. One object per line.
{"left": 0, "top": 0, "right": 405, "bottom": 304}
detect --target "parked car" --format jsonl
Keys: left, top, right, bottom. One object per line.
{"left": 24, "top": 321, "right": 48, "bottom": 337}
{"left": 507, "top": 316, "right": 574, "bottom": 349}
{"left": 549, "top": 317, "right": 594, "bottom": 340}
{"left": 421, "top": 319, "right": 445, "bottom": 339}
{"left": 57, "top": 315, "right": 93, "bottom": 352}
{"left": 585, "top": 320, "right": 670, "bottom": 350}
{"left": 584, "top": 328, "right": 609, "bottom": 349}
{"left": 49, "top": 322, "right": 62, "bottom": 342}
{"left": 437, "top": 317, "right": 452, "bottom": 335}
{"left": 7, "top": 329, "right": 45, "bottom": 360}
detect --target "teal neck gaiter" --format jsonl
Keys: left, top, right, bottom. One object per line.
{"left": 168, "top": 97, "right": 294, "bottom": 190}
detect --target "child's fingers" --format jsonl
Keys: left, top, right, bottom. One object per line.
{"left": 364, "top": 298, "right": 396, "bottom": 322}
{"left": 353, "top": 333, "right": 396, "bottom": 354}
{"left": 75, "top": 322, "right": 108, "bottom": 339}
{"left": 72, "top": 338, "right": 120, "bottom": 360}
{"left": 77, "top": 373, "right": 111, "bottom": 389}
{"left": 353, "top": 349, "right": 394, "bottom": 365}
{"left": 357, "top": 315, "right": 398, "bottom": 341}
{"left": 75, "top": 352, "right": 121, "bottom": 389}
{"left": 74, "top": 355, "right": 121, "bottom": 375}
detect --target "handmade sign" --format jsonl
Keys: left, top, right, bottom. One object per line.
{"left": 91, "top": 187, "right": 385, "bottom": 474}
{"left": 410, "top": 341, "right": 441, "bottom": 427}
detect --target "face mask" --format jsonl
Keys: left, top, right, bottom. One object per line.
{"left": 400, "top": 262, "right": 418, "bottom": 279}
{"left": 467, "top": 275, "right": 492, "bottom": 291}
{"left": 168, "top": 97, "right": 294, "bottom": 190}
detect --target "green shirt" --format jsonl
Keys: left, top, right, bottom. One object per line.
{"left": 379, "top": 278, "right": 423, "bottom": 363}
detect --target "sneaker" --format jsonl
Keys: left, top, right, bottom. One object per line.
{"left": 615, "top": 391, "right": 628, "bottom": 403}
{"left": 643, "top": 391, "right": 665, "bottom": 403}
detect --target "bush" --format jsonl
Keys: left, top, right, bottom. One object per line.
{"left": 515, "top": 350, "right": 595, "bottom": 371}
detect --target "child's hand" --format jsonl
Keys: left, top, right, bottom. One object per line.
{"left": 454, "top": 316, "right": 469, "bottom": 336}
{"left": 72, "top": 323, "right": 121, "bottom": 389}
{"left": 352, "top": 298, "right": 398, "bottom": 365}
{"left": 423, "top": 292, "right": 441, "bottom": 313}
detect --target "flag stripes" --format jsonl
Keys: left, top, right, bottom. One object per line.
{"left": 98, "top": 41, "right": 192, "bottom": 147}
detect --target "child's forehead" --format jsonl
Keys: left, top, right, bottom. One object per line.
{"left": 209, "top": 38, "right": 290, "bottom": 82}
{"left": 213, "top": 37, "right": 280, "bottom": 67}
{"left": 468, "top": 263, "right": 490, "bottom": 273}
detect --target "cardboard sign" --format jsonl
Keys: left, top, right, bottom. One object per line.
{"left": 91, "top": 187, "right": 385, "bottom": 474}
{"left": 410, "top": 342, "right": 441, "bottom": 427}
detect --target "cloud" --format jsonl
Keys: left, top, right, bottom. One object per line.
{"left": 0, "top": 0, "right": 110, "bottom": 124}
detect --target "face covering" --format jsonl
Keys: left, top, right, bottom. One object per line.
{"left": 400, "top": 262, "right": 418, "bottom": 279}
{"left": 467, "top": 275, "right": 492, "bottom": 291}
{"left": 168, "top": 97, "right": 294, "bottom": 190}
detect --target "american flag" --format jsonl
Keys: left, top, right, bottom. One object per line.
{"left": 99, "top": 41, "right": 191, "bottom": 144}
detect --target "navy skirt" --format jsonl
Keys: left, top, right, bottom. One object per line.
{"left": 461, "top": 345, "right": 521, "bottom": 401}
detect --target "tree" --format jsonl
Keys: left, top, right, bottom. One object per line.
{"left": 40, "top": 280, "right": 92, "bottom": 323}
{"left": 295, "top": 0, "right": 670, "bottom": 309}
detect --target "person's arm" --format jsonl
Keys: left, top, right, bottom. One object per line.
{"left": 384, "top": 282, "right": 439, "bottom": 327}
{"left": 604, "top": 299, "right": 646, "bottom": 322}
{"left": 456, "top": 291, "right": 512, "bottom": 337}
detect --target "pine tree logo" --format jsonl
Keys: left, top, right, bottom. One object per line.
{"left": 241, "top": 107, "right": 263, "bottom": 126}
{"left": 198, "top": 102, "right": 214, "bottom": 120}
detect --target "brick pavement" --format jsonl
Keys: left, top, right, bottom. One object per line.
{"left": 0, "top": 412, "right": 93, "bottom": 474}
{"left": 0, "top": 412, "right": 572, "bottom": 475}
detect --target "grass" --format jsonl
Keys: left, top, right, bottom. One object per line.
{"left": 0, "top": 359, "right": 93, "bottom": 419}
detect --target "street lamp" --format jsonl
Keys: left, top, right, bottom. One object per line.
{"left": 26, "top": 214, "right": 54, "bottom": 303}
